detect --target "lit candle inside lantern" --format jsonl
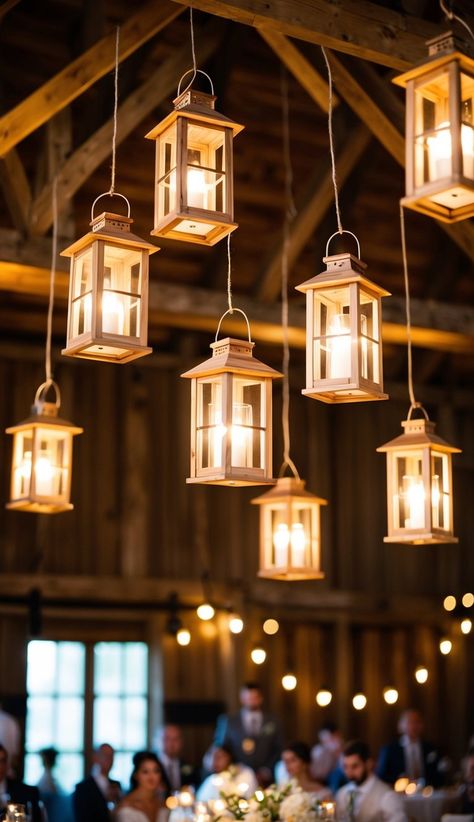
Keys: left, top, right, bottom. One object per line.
{"left": 428, "top": 122, "right": 474, "bottom": 181}
{"left": 290, "top": 522, "right": 306, "bottom": 566}
{"left": 35, "top": 450, "right": 55, "bottom": 496}
{"left": 102, "top": 292, "right": 125, "bottom": 335}
{"left": 328, "top": 313, "right": 351, "bottom": 379}
{"left": 273, "top": 523, "right": 289, "bottom": 567}
{"left": 187, "top": 167, "right": 207, "bottom": 208}
{"left": 431, "top": 473, "right": 440, "bottom": 528}
{"left": 231, "top": 401, "right": 252, "bottom": 467}
{"left": 402, "top": 474, "right": 425, "bottom": 529}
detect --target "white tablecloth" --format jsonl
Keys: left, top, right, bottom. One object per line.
{"left": 403, "top": 790, "right": 462, "bottom": 822}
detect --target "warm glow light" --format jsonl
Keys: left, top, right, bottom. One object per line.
{"left": 402, "top": 474, "right": 425, "bottom": 529}
{"left": 352, "top": 693, "right": 367, "bottom": 710}
{"left": 176, "top": 628, "right": 191, "bottom": 646}
{"left": 462, "top": 592, "right": 474, "bottom": 608}
{"left": 35, "top": 453, "right": 55, "bottom": 496}
{"left": 439, "top": 638, "right": 452, "bottom": 655}
{"left": 383, "top": 687, "right": 399, "bottom": 705}
{"left": 415, "top": 666, "right": 428, "bottom": 684}
{"left": 208, "top": 799, "right": 226, "bottom": 815}
{"left": 327, "top": 313, "right": 351, "bottom": 379}
{"left": 179, "top": 790, "right": 194, "bottom": 807}
{"left": 251, "top": 647, "right": 266, "bottom": 665}
{"left": 427, "top": 122, "right": 474, "bottom": 182}
{"left": 316, "top": 689, "right": 332, "bottom": 707}
{"left": 228, "top": 614, "right": 244, "bottom": 634}
{"left": 166, "top": 797, "right": 179, "bottom": 810}
{"left": 461, "top": 618, "right": 472, "bottom": 635}
{"left": 273, "top": 522, "right": 307, "bottom": 567}
{"left": 187, "top": 167, "right": 207, "bottom": 209}
{"left": 443, "top": 595, "right": 456, "bottom": 611}
{"left": 405, "top": 782, "right": 417, "bottom": 796}
{"left": 254, "top": 791, "right": 264, "bottom": 802}
{"left": 263, "top": 618, "right": 279, "bottom": 635}
{"left": 197, "top": 602, "right": 215, "bottom": 621}
{"left": 394, "top": 778, "right": 409, "bottom": 793}
{"left": 282, "top": 674, "right": 297, "bottom": 691}
{"left": 102, "top": 291, "right": 125, "bottom": 335}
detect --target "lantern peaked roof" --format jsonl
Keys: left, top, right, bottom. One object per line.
{"left": 393, "top": 30, "right": 474, "bottom": 88}
{"left": 376, "top": 416, "right": 461, "bottom": 453}
{"left": 181, "top": 337, "right": 283, "bottom": 380}
{"left": 252, "top": 476, "right": 328, "bottom": 506}
{"left": 145, "top": 88, "right": 244, "bottom": 141}
{"left": 60, "top": 212, "right": 159, "bottom": 258}
{"left": 6, "top": 401, "right": 83, "bottom": 435}
{"left": 295, "top": 252, "right": 391, "bottom": 297}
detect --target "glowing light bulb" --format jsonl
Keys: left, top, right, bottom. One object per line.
{"left": 443, "top": 595, "right": 456, "bottom": 612}
{"left": 316, "top": 688, "right": 332, "bottom": 707}
{"left": 383, "top": 687, "right": 399, "bottom": 705}
{"left": 415, "top": 666, "right": 428, "bottom": 684}
{"left": 461, "top": 618, "right": 472, "bottom": 635}
{"left": 228, "top": 614, "right": 244, "bottom": 634}
{"left": 176, "top": 628, "right": 191, "bottom": 646}
{"left": 462, "top": 592, "right": 474, "bottom": 608}
{"left": 102, "top": 291, "right": 125, "bottom": 335}
{"left": 402, "top": 474, "right": 425, "bottom": 529}
{"left": 250, "top": 647, "right": 266, "bottom": 665}
{"left": 439, "top": 638, "right": 452, "bottom": 655}
{"left": 327, "top": 313, "right": 351, "bottom": 379}
{"left": 197, "top": 603, "right": 215, "bottom": 621}
{"left": 263, "top": 618, "right": 279, "bottom": 635}
{"left": 282, "top": 674, "right": 297, "bottom": 691}
{"left": 352, "top": 692, "right": 367, "bottom": 710}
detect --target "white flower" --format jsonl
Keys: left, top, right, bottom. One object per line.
{"left": 279, "top": 791, "right": 318, "bottom": 822}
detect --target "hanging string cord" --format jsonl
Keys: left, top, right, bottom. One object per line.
{"left": 226, "top": 233, "right": 233, "bottom": 313}
{"left": 180, "top": 5, "right": 198, "bottom": 95}
{"left": 280, "top": 67, "right": 299, "bottom": 481}
{"left": 440, "top": 0, "right": 474, "bottom": 42}
{"left": 45, "top": 176, "right": 58, "bottom": 386}
{"left": 321, "top": 47, "right": 343, "bottom": 234}
{"left": 109, "top": 26, "right": 120, "bottom": 195}
{"left": 399, "top": 204, "right": 423, "bottom": 414}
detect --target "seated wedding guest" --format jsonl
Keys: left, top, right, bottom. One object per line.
{"left": 336, "top": 740, "right": 407, "bottom": 822}
{"left": 377, "top": 709, "right": 444, "bottom": 787}
{"left": 311, "top": 723, "right": 346, "bottom": 792}
{"left": 115, "top": 751, "right": 167, "bottom": 822}
{"left": 73, "top": 743, "right": 122, "bottom": 822}
{"left": 37, "top": 747, "right": 73, "bottom": 822}
{"left": 196, "top": 744, "right": 258, "bottom": 801}
{"left": 0, "top": 702, "right": 21, "bottom": 776}
{"left": 155, "top": 724, "right": 198, "bottom": 791}
{"left": 37, "top": 747, "right": 60, "bottom": 795}
{"left": 282, "top": 742, "right": 332, "bottom": 800}
{"left": 458, "top": 746, "right": 474, "bottom": 813}
{"left": 214, "top": 682, "right": 282, "bottom": 786}
{"left": 0, "top": 744, "right": 42, "bottom": 822}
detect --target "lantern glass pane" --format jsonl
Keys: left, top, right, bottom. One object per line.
{"left": 101, "top": 244, "right": 142, "bottom": 338}
{"left": 157, "top": 124, "right": 177, "bottom": 220}
{"left": 11, "top": 430, "right": 34, "bottom": 499}
{"left": 393, "top": 452, "right": 426, "bottom": 530}
{"left": 231, "top": 377, "right": 264, "bottom": 469}
{"left": 185, "top": 123, "right": 226, "bottom": 212}
{"left": 460, "top": 71, "right": 474, "bottom": 180}
{"left": 270, "top": 503, "right": 312, "bottom": 568}
{"left": 32, "top": 427, "right": 71, "bottom": 498}
{"left": 196, "top": 377, "right": 224, "bottom": 470}
{"left": 313, "top": 285, "right": 351, "bottom": 381}
{"left": 414, "top": 69, "right": 451, "bottom": 186}
{"left": 431, "top": 450, "right": 450, "bottom": 530}
{"left": 71, "top": 247, "right": 93, "bottom": 337}
{"left": 360, "top": 290, "right": 379, "bottom": 383}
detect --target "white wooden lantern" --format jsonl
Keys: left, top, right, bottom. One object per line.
{"left": 6, "top": 381, "right": 82, "bottom": 514}
{"left": 394, "top": 31, "right": 474, "bottom": 222}
{"left": 252, "top": 477, "right": 327, "bottom": 580}
{"left": 145, "top": 86, "right": 243, "bottom": 246}
{"left": 377, "top": 411, "right": 461, "bottom": 544}
{"left": 181, "top": 326, "right": 281, "bottom": 486}
{"left": 295, "top": 234, "right": 390, "bottom": 404}
{"left": 61, "top": 198, "right": 158, "bottom": 363}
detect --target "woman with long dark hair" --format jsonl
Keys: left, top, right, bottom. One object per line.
{"left": 115, "top": 752, "right": 167, "bottom": 822}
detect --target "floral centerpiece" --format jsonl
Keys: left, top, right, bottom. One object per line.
{"left": 215, "top": 783, "right": 335, "bottom": 822}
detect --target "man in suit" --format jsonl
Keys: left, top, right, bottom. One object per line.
{"left": 336, "top": 740, "right": 407, "bottom": 822}
{"left": 0, "top": 744, "right": 42, "bottom": 822}
{"left": 155, "top": 724, "right": 199, "bottom": 792}
{"left": 214, "top": 682, "right": 282, "bottom": 785}
{"left": 377, "top": 709, "right": 444, "bottom": 787}
{"left": 73, "top": 743, "right": 121, "bottom": 822}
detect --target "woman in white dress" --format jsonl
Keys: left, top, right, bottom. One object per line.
{"left": 115, "top": 751, "right": 167, "bottom": 822}
{"left": 281, "top": 742, "right": 333, "bottom": 802}
{"left": 196, "top": 744, "right": 258, "bottom": 801}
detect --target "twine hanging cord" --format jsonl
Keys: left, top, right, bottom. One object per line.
{"left": 321, "top": 46, "right": 343, "bottom": 235}
{"left": 109, "top": 25, "right": 120, "bottom": 195}
{"left": 439, "top": 0, "right": 474, "bottom": 43}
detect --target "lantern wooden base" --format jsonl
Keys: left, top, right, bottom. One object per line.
{"left": 401, "top": 184, "right": 474, "bottom": 223}
{"left": 6, "top": 499, "right": 74, "bottom": 514}
{"left": 302, "top": 382, "right": 388, "bottom": 404}
{"left": 151, "top": 212, "right": 238, "bottom": 246}
{"left": 62, "top": 338, "right": 152, "bottom": 364}
{"left": 186, "top": 473, "right": 276, "bottom": 488}
{"left": 258, "top": 567, "right": 325, "bottom": 581}
{"left": 384, "top": 532, "right": 459, "bottom": 545}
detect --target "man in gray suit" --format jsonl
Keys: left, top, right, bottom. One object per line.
{"left": 336, "top": 740, "right": 407, "bottom": 822}
{"left": 214, "top": 683, "right": 282, "bottom": 785}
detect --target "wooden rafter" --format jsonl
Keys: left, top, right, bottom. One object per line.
{"left": 30, "top": 19, "right": 225, "bottom": 236}
{"left": 170, "top": 0, "right": 440, "bottom": 69}
{"left": 0, "top": 149, "right": 31, "bottom": 232}
{"left": 0, "top": 0, "right": 184, "bottom": 158}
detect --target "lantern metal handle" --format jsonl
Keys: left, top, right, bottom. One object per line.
{"left": 215, "top": 308, "right": 252, "bottom": 344}
{"left": 177, "top": 68, "right": 215, "bottom": 98}
{"left": 34, "top": 379, "right": 61, "bottom": 409}
{"left": 325, "top": 230, "right": 361, "bottom": 260}
{"left": 407, "top": 402, "right": 430, "bottom": 421}
{"left": 90, "top": 192, "right": 131, "bottom": 222}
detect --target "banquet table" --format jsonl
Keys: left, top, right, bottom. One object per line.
{"left": 403, "top": 789, "right": 462, "bottom": 822}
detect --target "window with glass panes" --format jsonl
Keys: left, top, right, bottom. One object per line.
{"left": 25, "top": 640, "right": 148, "bottom": 792}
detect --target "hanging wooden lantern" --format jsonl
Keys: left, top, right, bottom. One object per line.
{"left": 252, "top": 477, "right": 327, "bottom": 580}
{"left": 181, "top": 314, "right": 281, "bottom": 486}
{"left": 61, "top": 195, "right": 158, "bottom": 363}
{"left": 295, "top": 232, "right": 390, "bottom": 404}
{"left": 393, "top": 31, "right": 474, "bottom": 222}
{"left": 6, "top": 381, "right": 82, "bottom": 514}
{"left": 145, "top": 82, "right": 243, "bottom": 246}
{"left": 377, "top": 410, "right": 461, "bottom": 544}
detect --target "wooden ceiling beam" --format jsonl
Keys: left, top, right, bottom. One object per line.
{"left": 0, "top": 148, "right": 32, "bottom": 233}
{"left": 170, "top": 0, "right": 440, "bottom": 69}
{"left": 0, "top": 0, "right": 184, "bottom": 158}
{"left": 30, "top": 20, "right": 225, "bottom": 236}
{"left": 257, "top": 123, "right": 372, "bottom": 302}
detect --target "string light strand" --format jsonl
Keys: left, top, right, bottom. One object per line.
{"left": 440, "top": 0, "right": 474, "bottom": 43}
{"left": 321, "top": 47, "right": 343, "bottom": 234}
{"left": 45, "top": 176, "right": 58, "bottom": 385}
{"left": 109, "top": 26, "right": 120, "bottom": 196}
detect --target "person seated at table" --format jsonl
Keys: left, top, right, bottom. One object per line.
{"left": 336, "top": 740, "right": 407, "bottom": 822}
{"left": 311, "top": 723, "right": 346, "bottom": 792}
{"left": 154, "top": 724, "right": 200, "bottom": 792}
{"left": 281, "top": 742, "right": 332, "bottom": 800}
{"left": 458, "top": 745, "right": 474, "bottom": 813}
{"left": 196, "top": 744, "right": 258, "bottom": 801}
{"left": 73, "top": 743, "right": 122, "bottom": 822}
{"left": 115, "top": 751, "right": 167, "bottom": 822}
{"left": 377, "top": 709, "right": 444, "bottom": 787}
{"left": 0, "top": 744, "right": 42, "bottom": 822}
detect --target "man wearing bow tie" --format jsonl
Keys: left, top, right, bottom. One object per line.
{"left": 336, "top": 740, "right": 407, "bottom": 822}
